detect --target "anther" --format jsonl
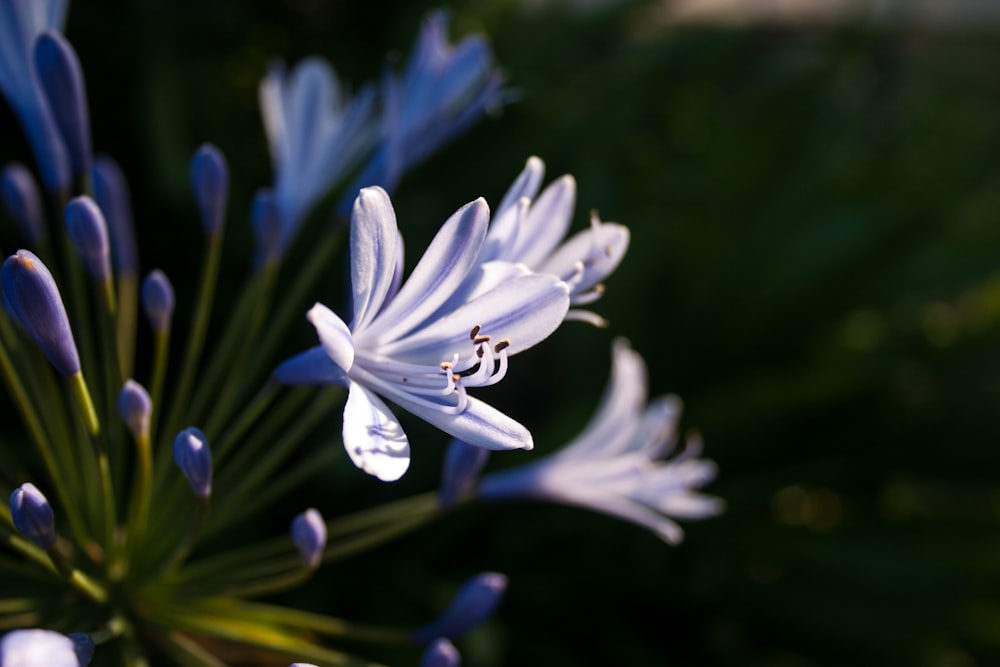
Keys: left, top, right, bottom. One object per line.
{"left": 440, "top": 361, "right": 453, "bottom": 371}
{"left": 476, "top": 346, "right": 485, "bottom": 359}
{"left": 494, "top": 339, "right": 510, "bottom": 353}
{"left": 473, "top": 335, "right": 491, "bottom": 345}
{"left": 469, "top": 324, "right": 481, "bottom": 340}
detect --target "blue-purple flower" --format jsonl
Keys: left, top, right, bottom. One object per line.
{"left": 474, "top": 339, "right": 723, "bottom": 544}
{"left": 259, "top": 57, "right": 376, "bottom": 254}
{"left": 277, "top": 186, "right": 569, "bottom": 481}
{"left": 0, "top": 0, "right": 71, "bottom": 192}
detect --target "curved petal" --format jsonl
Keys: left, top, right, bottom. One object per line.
{"left": 511, "top": 174, "right": 576, "bottom": 268}
{"left": 273, "top": 346, "right": 349, "bottom": 386}
{"left": 342, "top": 381, "right": 410, "bottom": 481}
{"left": 495, "top": 156, "right": 544, "bottom": 218}
{"left": 366, "top": 197, "right": 489, "bottom": 341}
{"left": 350, "top": 187, "right": 400, "bottom": 329}
{"left": 391, "top": 391, "right": 532, "bottom": 451}
{"left": 386, "top": 273, "right": 569, "bottom": 363}
{"left": 539, "top": 220, "right": 629, "bottom": 297}
{"left": 307, "top": 302, "right": 354, "bottom": 372}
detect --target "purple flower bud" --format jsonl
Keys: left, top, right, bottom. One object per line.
{"left": 190, "top": 143, "right": 229, "bottom": 234}
{"left": 420, "top": 639, "right": 461, "bottom": 667}
{"left": 68, "top": 632, "right": 94, "bottom": 666}
{"left": 413, "top": 572, "right": 507, "bottom": 643}
{"left": 1, "top": 163, "right": 46, "bottom": 246}
{"left": 0, "top": 629, "right": 79, "bottom": 667}
{"left": 118, "top": 379, "right": 152, "bottom": 439}
{"left": 64, "top": 196, "right": 111, "bottom": 281}
{"left": 439, "top": 439, "right": 489, "bottom": 508}
{"left": 1, "top": 250, "right": 80, "bottom": 376}
{"left": 251, "top": 189, "right": 282, "bottom": 267}
{"left": 92, "top": 156, "right": 138, "bottom": 275}
{"left": 9, "top": 483, "right": 56, "bottom": 549}
{"left": 291, "top": 508, "right": 326, "bottom": 568}
{"left": 141, "top": 269, "right": 174, "bottom": 334}
{"left": 173, "top": 427, "right": 212, "bottom": 498}
{"left": 33, "top": 31, "right": 92, "bottom": 178}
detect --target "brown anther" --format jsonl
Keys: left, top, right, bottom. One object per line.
{"left": 402, "top": 377, "right": 408, "bottom": 383}
{"left": 452, "top": 373, "right": 462, "bottom": 383}
{"left": 469, "top": 324, "right": 481, "bottom": 340}
{"left": 476, "top": 346, "right": 485, "bottom": 358}
{"left": 494, "top": 339, "right": 511, "bottom": 353}
{"left": 473, "top": 335, "right": 491, "bottom": 345}
{"left": 594, "top": 283, "right": 606, "bottom": 294}
{"left": 440, "top": 361, "right": 453, "bottom": 371}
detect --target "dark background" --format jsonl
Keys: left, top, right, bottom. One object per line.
{"left": 5, "top": 0, "right": 1000, "bottom": 665}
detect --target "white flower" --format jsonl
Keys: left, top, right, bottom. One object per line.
{"left": 277, "top": 186, "right": 569, "bottom": 481}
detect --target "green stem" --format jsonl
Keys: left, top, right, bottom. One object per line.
{"left": 116, "top": 271, "right": 139, "bottom": 380}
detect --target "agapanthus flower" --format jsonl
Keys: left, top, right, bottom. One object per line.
{"left": 0, "top": 628, "right": 81, "bottom": 667}
{"left": 468, "top": 339, "right": 723, "bottom": 544}
{"left": 0, "top": 0, "right": 71, "bottom": 192}
{"left": 339, "top": 10, "right": 505, "bottom": 210}
{"left": 481, "top": 156, "right": 630, "bottom": 326}
{"left": 259, "top": 57, "right": 376, "bottom": 254}
{"left": 276, "top": 186, "right": 569, "bottom": 481}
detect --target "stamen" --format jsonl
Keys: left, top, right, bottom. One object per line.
{"left": 469, "top": 324, "right": 481, "bottom": 340}
{"left": 473, "top": 334, "right": 491, "bottom": 344}
{"left": 494, "top": 339, "right": 510, "bottom": 353}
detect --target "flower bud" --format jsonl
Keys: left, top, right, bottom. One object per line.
{"left": 0, "top": 629, "right": 79, "bottom": 667}
{"left": 9, "top": 483, "right": 56, "bottom": 549}
{"left": 420, "top": 639, "right": 461, "bottom": 667}
{"left": 92, "top": 156, "right": 138, "bottom": 275}
{"left": 1, "top": 163, "right": 45, "bottom": 246}
{"left": 413, "top": 572, "right": 507, "bottom": 643}
{"left": 64, "top": 196, "right": 111, "bottom": 281}
{"left": 173, "top": 427, "right": 212, "bottom": 498}
{"left": 190, "top": 143, "right": 229, "bottom": 234}
{"left": 1, "top": 250, "right": 80, "bottom": 376}
{"left": 141, "top": 269, "right": 174, "bottom": 334}
{"left": 251, "top": 188, "right": 282, "bottom": 266}
{"left": 68, "top": 632, "right": 94, "bottom": 666}
{"left": 291, "top": 508, "right": 326, "bottom": 568}
{"left": 118, "top": 379, "right": 152, "bottom": 440}
{"left": 33, "top": 30, "right": 92, "bottom": 178}
{"left": 438, "top": 439, "right": 489, "bottom": 508}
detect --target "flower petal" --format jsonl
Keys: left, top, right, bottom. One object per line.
{"left": 350, "top": 186, "right": 400, "bottom": 329}
{"left": 392, "top": 392, "right": 532, "bottom": 451}
{"left": 495, "top": 156, "right": 544, "bottom": 219}
{"left": 386, "top": 272, "right": 569, "bottom": 363}
{"left": 511, "top": 174, "right": 576, "bottom": 268}
{"left": 342, "top": 381, "right": 410, "bottom": 481}
{"left": 307, "top": 302, "right": 354, "bottom": 372}
{"left": 539, "top": 220, "right": 630, "bottom": 299}
{"left": 274, "top": 346, "right": 349, "bottom": 386}
{"left": 366, "top": 197, "right": 488, "bottom": 340}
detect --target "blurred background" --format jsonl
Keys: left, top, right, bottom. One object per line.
{"left": 5, "top": 0, "right": 1000, "bottom": 665}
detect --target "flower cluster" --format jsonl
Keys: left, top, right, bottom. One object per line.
{"left": 0, "top": 1, "right": 721, "bottom": 665}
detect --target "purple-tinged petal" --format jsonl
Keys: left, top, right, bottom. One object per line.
{"left": 274, "top": 346, "right": 349, "bottom": 387}
{"left": 439, "top": 439, "right": 491, "bottom": 508}
{"left": 342, "top": 382, "right": 410, "bottom": 481}
{"left": 539, "top": 219, "right": 630, "bottom": 301}
{"left": 386, "top": 273, "right": 569, "bottom": 363}
{"left": 33, "top": 30, "right": 92, "bottom": 178}
{"left": 421, "top": 638, "right": 461, "bottom": 667}
{"left": 495, "top": 156, "right": 544, "bottom": 217}
{"left": 0, "top": 628, "right": 79, "bottom": 667}
{"left": 350, "top": 187, "right": 400, "bottom": 330}
{"left": 510, "top": 175, "right": 576, "bottom": 268}
{"left": 366, "top": 198, "right": 488, "bottom": 340}
{"left": 392, "top": 392, "right": 532, "bottom": 452}
{"left": 306, "top": 303, "right": 354, "bottom": 373}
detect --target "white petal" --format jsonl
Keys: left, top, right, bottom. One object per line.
{"left": 307, "top": 303, "right": 354, "bottom": 372}
{"left": 342, "top": 382, "right": 410, "bottom": 481}
{"left": 512, "top": 174, "right": 577, "bottom": 268}
{"left": 539, "top": 221, "right": 630, "bottom": 297}
{"left": 365, "top": 197, "right": 488, "bottom": 340}
{"left": 561, "top": 338, "right": 648, "bottom": 459}
{"left": 496, "top": 156, "right": 544, "bottom": 219}
{"left": 350, "top": 187, "right": 400, "bottom": 329}
{"left": 391, "top": 391, "right": 533, "bottom": 451}
{"left": 386, "top": 273, "right": 569, "bottom": 363}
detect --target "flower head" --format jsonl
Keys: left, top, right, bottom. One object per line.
{"left": 475, "top": 339, "right": 723, "bottom": 544}
{"left": 9, "top": 483, "right": 56, "bottom": 549}
{"left": 1, "top": 249, "right": 80, "bottom": 376}
{"left": 277, "top": 187, "right": 569, "bottom": 481}
{"left": 0, "top": 0, "right": 71, "bottom": 192}
{"left": 259, "top": 57, "right": 376, "bottom": 254}
{"left": 0, "top": 629, "right": 81, "bottom": 667}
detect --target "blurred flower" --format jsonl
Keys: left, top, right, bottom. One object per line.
{"left": 1, "top": 162, "right": 45, "bottom": 246}
{"left": 66, "top": 634, "right": 92, "bottom": 666}
{"left": 118, "top": 380, "right": 151, "bottom": 440}
{"left": 259, "top": 57, "right": 376, "bottom": 254}
{"left": 413, "top": 572, "right": 507, "bottom": 643}
{"left": 0, "top": 0, "right": 71, "bottom": 192}
{"left": 173, "top": 427, "right": 213, "bottom": 499}
{"left": 91, "top": 155, "right": 138, "bottom": 277}
{"left": 475, "top": 339, "right": 723, "bottom": 544}
{"left": 420, "top": 638, "right": 461, "bottom": 667}
{"left": 290, "top": 508, "right": 326, "bottom": 568}
{"left": 1, "top": 249, "right": 80, "bottom": 377}
{"left": 276, "top": 186, "right": 569, "bottom": 481}
{"left": 33, "top": 30, "right": 91, "bottom": 179}
{"left": 64, "top": 196, "right": 110, "bottom": 281}
{"left": 9, "top": 483, "right": 56, "bottom": 550}
{"left": 140, "top": 269, "right": 174, "bottom": 334}
{"left": 0, "top": 629, "right": 80, "bottom": 667}
{"left": 189, "top": 143, "right": 229, "bottom": 235}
